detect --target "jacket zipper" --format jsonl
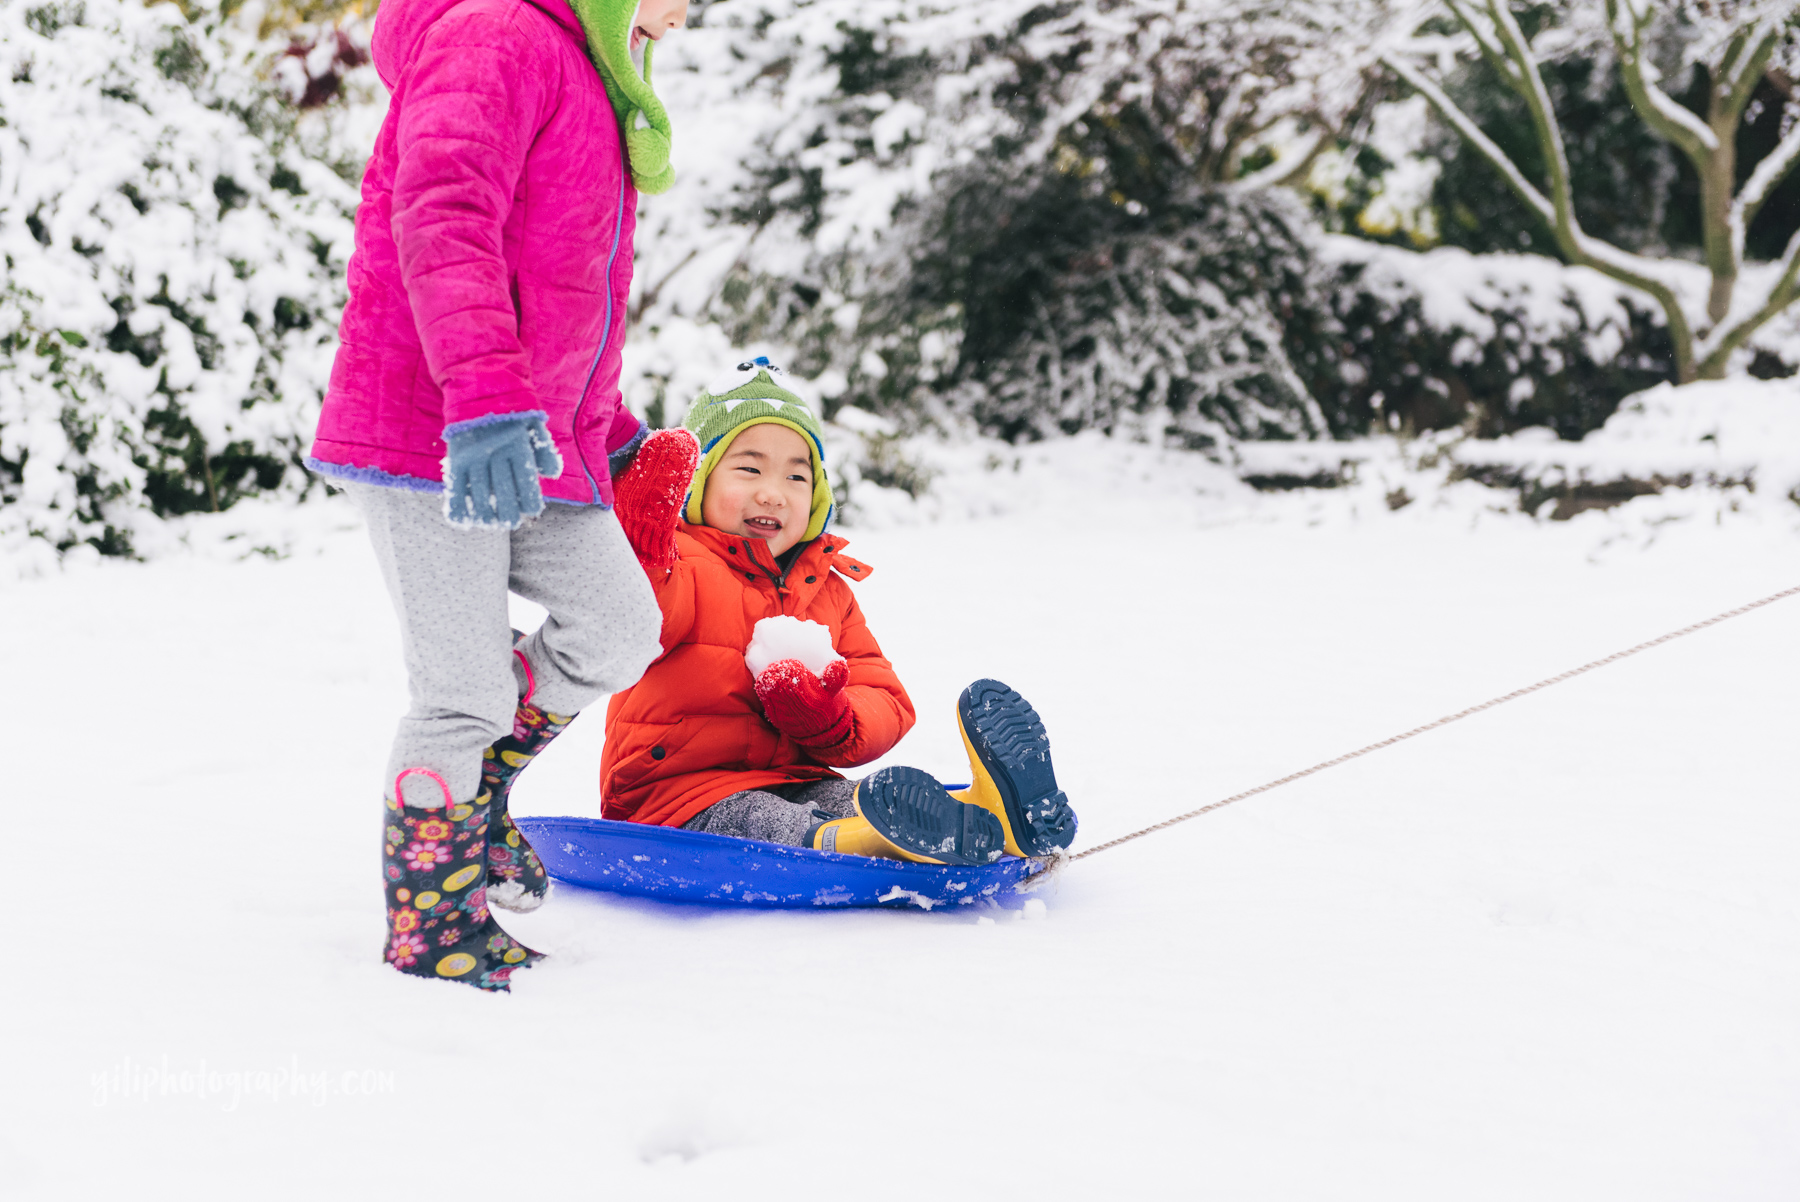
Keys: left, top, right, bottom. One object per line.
{"left": 569, "top": 168, "right": 630, "bottom": 504}
{"left": 742, "top": 539, "right": 791, "bottom": 603}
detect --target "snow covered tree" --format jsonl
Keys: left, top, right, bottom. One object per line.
{"left": 643, "top": 0, "right": 1402, "bottom": 447}
{"left": 0, "top": 0, "right": 359, "bottom": 562}
{"left": 1383, "top": 1, "right": 1800, "bottom": 382}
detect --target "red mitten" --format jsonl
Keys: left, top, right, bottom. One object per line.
{"left": 754, "top": 658, "right": 853, "bottom": 749}
{"left": 613, "top": 429, "right": 699, "bottom": 570}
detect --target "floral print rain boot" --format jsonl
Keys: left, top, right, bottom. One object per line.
{"left": 481, "top": 637, "right": 571, "bottom": 913}
{"left": 383, "top": 768, "right": 544, "bottom": 992}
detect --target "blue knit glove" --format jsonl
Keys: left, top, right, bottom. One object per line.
{"left": 441, "top": 414, "right": 563, "bottom": 530}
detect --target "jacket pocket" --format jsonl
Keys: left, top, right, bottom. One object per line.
{"left": 607, "top": 718, "right": 692, "bottom": 794}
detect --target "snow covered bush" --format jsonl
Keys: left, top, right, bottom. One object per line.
{"left": 637, "top": 0, "right": 1692, "bottom": 453}
{"left": 1290, "top": 238, "right": 1676, "bottom": 440}
{"left": 838, "top": 173, "right": 1340, "bottom": 447}
{"left": 633, "top": 0, "right": 1407, "bottom": 448}
{"left": 0, "top": 0, "right": 357, "bottom": 562}
{"left": 1446, "top": 374, "right": 1800, "bottom": 518}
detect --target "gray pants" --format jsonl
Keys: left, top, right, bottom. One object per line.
{"left": 683, "top": 779, "right": 859, "bottom": 846}
{"left": 350, "top": 482, "right": 662, "bottom": 806}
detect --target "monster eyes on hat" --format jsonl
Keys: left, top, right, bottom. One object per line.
{"left": 707, "top": 356, "right": 787, "bottom": 397}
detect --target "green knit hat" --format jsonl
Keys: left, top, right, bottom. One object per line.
{"left": 568, "top": 0, "right": 675, "bottom": 194}
{"left": 683, "top": 357, "right": 835, "bottom": 542}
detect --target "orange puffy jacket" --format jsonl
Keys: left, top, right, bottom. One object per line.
{"left": 601, "top": 523, "right": 916, "bottom": 828}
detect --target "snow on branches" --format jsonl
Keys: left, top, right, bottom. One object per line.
{"left": 1021, "top": 0, "right": 1396, "bottom": 190}
{"left": 0, "top": 0, "right": 358, "bottom": 566}
{"left": 1383, "top": 0, "right": 1800, "bottom": 382}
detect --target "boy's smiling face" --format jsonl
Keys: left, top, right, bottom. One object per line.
{"left": 631, "top": 0, "right": 688, "bottom": 50}
{"left": 699, "top": 422, "right": 815, "bottom": 558}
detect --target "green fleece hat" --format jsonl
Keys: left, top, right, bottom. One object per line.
{"left": 683, "top": 357, "right": 835, "bottom": 542}
{"left": 568, "top": 0, "right": 675, "bottom": 194}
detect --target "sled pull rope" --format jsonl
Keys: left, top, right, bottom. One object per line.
{"left": 1071, "top": 584, "right": 1800, "bottom": 862}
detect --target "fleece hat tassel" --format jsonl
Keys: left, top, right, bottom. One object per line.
{"left": 569, "top": 0, "right": 675, "bottom": 194}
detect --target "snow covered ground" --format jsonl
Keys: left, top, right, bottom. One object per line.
{"left": 6, "top": 451, "right": 1799, "bottom": 1199}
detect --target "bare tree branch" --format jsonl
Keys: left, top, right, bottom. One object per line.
{"left": 1718, "top": 21, "right": 1782, "bottom": 117}
{"left": 1388, "top": 6, "right": 1698, "bottom": 381}
{"left": 1731, "top": 119, "right": 1800, "bottom": 259}
{"left": 1698, "top": 224, "right": 1800, "bottom": 374}
{"left": 1721, "top": 26, "right": 1782, "bottom": 137}
{"left": 1380, "top": 53, "right": 1555, "bottom": 223}
{"left": 1715, "top": 27, "right": 1752, "bottom": 100}
{"left": 1385, "top": 48, "right": 1685, "bottom": 291}
{"left": 1392, "top": 0, "right": 1800, "bottom": 383}
{"left": 1442, "top": 0, "right": 1520, "bottom": 88}
{"left": 1607, "top": 0, "right": 1719, "bottom": 158}
{"left": 1485, "top": 1, "right": 1582, "bottom": 244}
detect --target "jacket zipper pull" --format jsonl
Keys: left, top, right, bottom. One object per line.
{"left": 743, "top": 539, "right": 781, "bottom": 587}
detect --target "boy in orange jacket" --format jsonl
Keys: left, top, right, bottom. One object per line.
{"left": 597, "top": 359, "right": 1077, "bottom": 864}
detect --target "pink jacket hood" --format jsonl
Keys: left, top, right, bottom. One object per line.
{"left": 309, "top": 0, "right": 644, "bottom": 506}
{"left": 372, "top": 0, "right": 584, "bottom": 88}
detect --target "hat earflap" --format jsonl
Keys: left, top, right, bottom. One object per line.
{"left": 568, "top": 0, "right": 675, "bottom": 194}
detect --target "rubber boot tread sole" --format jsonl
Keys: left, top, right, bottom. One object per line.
{"left": 958, "top": 679, "right": 1077, "bottom": 857}
{"left": 856, "top": 767, "right": 1005, "bottom": 866}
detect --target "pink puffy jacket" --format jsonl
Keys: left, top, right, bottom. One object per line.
{"left": 307, "top": 0, "right": 643, "bottom": 506}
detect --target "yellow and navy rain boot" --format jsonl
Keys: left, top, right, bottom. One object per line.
{"left": 383, "top": 768, "right": 544, "bottom": 993}
{"left": 951, "top": 679, "right": 1077, "bottom": 858}
{"left": 480, "top": 635, "right": 569, "bottom": 913}
{"left": 810, "top": 766, "right": 1006, "bottom": 865}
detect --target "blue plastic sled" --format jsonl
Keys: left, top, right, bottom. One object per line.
{"left": 515, "top": 815, "right": 1046, "bottom": 910}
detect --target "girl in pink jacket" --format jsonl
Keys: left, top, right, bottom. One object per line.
{"left": 309, "top": 0, "right": 686, "bottom": 992}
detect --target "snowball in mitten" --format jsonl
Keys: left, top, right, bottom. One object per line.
{"left": 745, "top": 615, "right": 840, "bottom": 678}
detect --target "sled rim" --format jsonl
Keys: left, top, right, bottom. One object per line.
{"left": 515, "top": 815, "right": 1046, "bottom": 910}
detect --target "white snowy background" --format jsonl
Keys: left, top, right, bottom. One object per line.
{"left": 7, "top": 439, "right": 1799, "bottom": 1198}
{"left": 5, "top": 0, "right": 1800, "bottom": 1196}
